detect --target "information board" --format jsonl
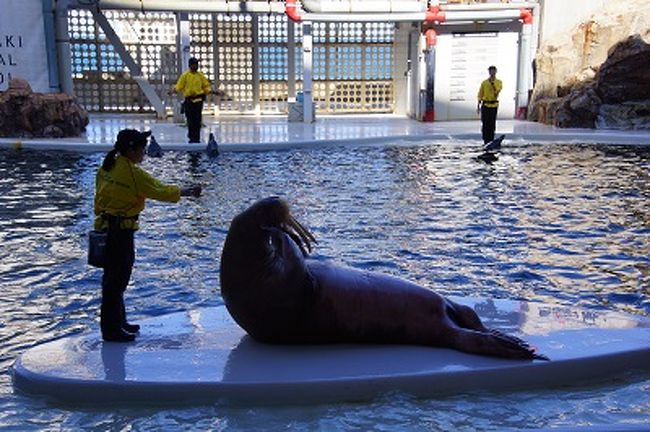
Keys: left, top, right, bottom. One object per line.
{"left": 0, "top": 0, "right": 50, "bottom": 92}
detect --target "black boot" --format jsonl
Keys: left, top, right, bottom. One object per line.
{"left": 103, "top": 329, "right": 136, "bottom": 342}
{"left": 123, "top": 323, "right": 140, "bottom": 333}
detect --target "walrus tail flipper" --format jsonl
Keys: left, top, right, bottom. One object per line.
{"left": 450, "top": 327, "right": 549, "bottom": 361}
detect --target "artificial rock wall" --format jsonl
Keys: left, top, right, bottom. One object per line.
{"left": 529, "top": 0, "right": 650, "bottom": 129}
{"left": 0, "top": 78, "right": 89, "bottom": 138}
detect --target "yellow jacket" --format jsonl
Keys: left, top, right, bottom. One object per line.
{"left": 94, "top": 155, "right": 181, "bottom": 230}
{"left": 477, "top": 78, "right": 503, "bottom": 108}
{"left": 175, "top": 70, "right": 211, "bottom": 102}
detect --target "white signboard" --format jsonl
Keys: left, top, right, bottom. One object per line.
{"left": 0, "top": 0, "right": 50, "bottom": 92}
{"left": 434, "top": 32, "right": 518, "bottom": 121}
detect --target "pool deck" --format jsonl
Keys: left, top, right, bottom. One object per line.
{"left": 1, "top": 114, "right": 648, "bottom": 152}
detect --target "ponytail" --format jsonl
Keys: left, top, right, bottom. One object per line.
{"left": 101, "top": 149, "right": 119, "bottom": 171}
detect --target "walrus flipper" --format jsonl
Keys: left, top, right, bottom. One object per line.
{"left": 451, "top": 327, "right": 549, "bottom": 360}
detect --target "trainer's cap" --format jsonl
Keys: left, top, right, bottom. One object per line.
{"left": 116, "top": 129, "right": 151, "bottom": 149}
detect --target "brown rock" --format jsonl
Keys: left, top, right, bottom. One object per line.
{"left": 596, "top": 35, "right": 650, "bottom": 104}
{"left": 563, "top": 84, "right": 601, "bottom": 127}
{"left": 596, "top": 101, "right": 650, "bottom": 130}
{"left": 7, "top": 78, "right": 32, "bottom": 94}
{"left": 0, "top": 77, "right": 89, "bottom": 138}
{"left": 529, "top": 0, "right": 650, "bottom": 129}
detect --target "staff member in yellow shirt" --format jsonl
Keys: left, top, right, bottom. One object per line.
{"left": 174, "top": 57, "right": 212, "bottom": 143}
{"left": 477, "top": 65, "right": 503, "bottom": 145}
{"left": 95, "top": 129, "right": 202, "bottom": 342}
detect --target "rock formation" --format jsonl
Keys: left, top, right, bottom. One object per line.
{"left": 529, "top": 1, "right": 650, "bottom": 129}
{"left": 0, "top": 78, "right": 89, "bottom": 138}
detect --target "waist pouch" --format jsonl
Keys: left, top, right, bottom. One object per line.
{"left": 88, "top": 230, "right": 107, "bottom": 268}
{"left": 88, "top": 214, "right": 138, "bottom": 268}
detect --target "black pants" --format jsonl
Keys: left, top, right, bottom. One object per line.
{"left": 185, "top": 99, "right": 203, "bottom": 143}
{"left": 481, "top": 105, "right": 498, "bottom": 144}
{"left": 101, "top": 226, "right": 135, "bottom": 336}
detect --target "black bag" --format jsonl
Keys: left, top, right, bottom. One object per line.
{"left": 88, "top": 230, "right": 107, "bottom": 268}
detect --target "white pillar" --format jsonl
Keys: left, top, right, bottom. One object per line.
{"left": 287, "top": 19, "right": 296, "bottom": 103}
{"left": 516, "top": 21, "right": 532, "bottom": 119}
{"left": 416, "top": 32, "right": 427, "bottom": 121}
{"left": 302, "top": 21, "right": 314, "bottom": 123}
{"left": 178, "top": 13, "right": 191, "bottom": 71}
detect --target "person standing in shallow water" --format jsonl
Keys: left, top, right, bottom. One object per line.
{"left": 477, "top": 66, "right": 502, "bottom": 144}
{"left": 173, "top": 57, "right": 212, "bottom": 143}
{"left": 94, "top": 129, "right": 202, "bottom": 342}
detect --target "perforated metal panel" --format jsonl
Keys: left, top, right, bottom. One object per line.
{"left": 186, "top": 13, "right": 215, "bottom": 110}
{"left": 259, "top": 14, "right": 290, "bottom": 113}
{"left": 69, "top": 9, "right": 177, "bottom": 113}
{"left": 311, "top": 22, "right": 394, "bottom": 113}
{"left": 68, "top": 10, "right": 394, "bottom": 115}
{"left": 215, "top": 14, "right": 255, "bottom": 113}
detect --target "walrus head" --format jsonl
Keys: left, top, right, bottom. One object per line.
{"left": 250, "top": 196, "right": 316, "bottom": 256}
{"left": 219, "top": 197, "right": 318, "bottom": 341}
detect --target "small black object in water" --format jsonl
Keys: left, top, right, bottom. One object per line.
{"left": 147, "top": 135, "right": 163, "bottom": 158}
{"left": 483, "top": 134, "right": 505, "bottom": 152}
{"left": 206, "top": 132, "right": 219, "bottom": 157}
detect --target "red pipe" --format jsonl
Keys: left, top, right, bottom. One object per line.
{"left": 425, "top": 28, "right": 437, "bottom": 48}
{"left": 519, "top": 8, "right": 533, "bottom": 25}
{"left": 285, "top": 0, "right": 302, "bottom": 22}
{"left": 425, "top": 5, "right": 446, "bottom": 23}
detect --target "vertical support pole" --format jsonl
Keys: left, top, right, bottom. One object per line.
{"left": 287, "top": 18, "right": 296, "bottom": 103}
{"left": 43, "top": 0, "right": 60, "bottom": 92}
{"left": 392, "top": 22, "right": 409, "bottom": 117}
{"left": 416, "top": 31, "right": 427, "bottom": 121}
{"left": 55, "top": 0, "right": 74, "bottom": 95}
{"left": 179, "top": 12, "right": 191, "bottom": 72}
{"left": 517, "top": 10, "right": 533, "bottom": 119}
{"left": 212, "top": 12, "right": 220, "bottom": 116}
{"left": 173, "top": 12, "right": 190, "bottom": 122}
{"left": 302, "top": 21, "right": 314, "bottom": 123}
{"left": 252, "top": 14, "right": 260, "bottom": 114}
{"left": 424, "top": 28, "right": 437, "bottom": 122}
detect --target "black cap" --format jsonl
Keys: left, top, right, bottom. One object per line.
{"left": 116, "top": 129, "right": 151, "bottom": 149}
{"left": 189, "top": 57, "right": 199, "bottom": 66}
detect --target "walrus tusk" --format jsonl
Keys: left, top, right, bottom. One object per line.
{"left": 288, "top": 215, "right": 317, "bottom": 251}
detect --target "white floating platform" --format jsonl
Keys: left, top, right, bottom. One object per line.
{"left": 12, "top": 298, "right": 650, "bottom": 405}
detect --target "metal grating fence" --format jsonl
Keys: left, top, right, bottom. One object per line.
{"left": 68, "top": 9, "right": 394, "bottom": 115}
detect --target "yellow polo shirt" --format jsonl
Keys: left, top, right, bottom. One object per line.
{"left": 94, "top": 155, "right": 181, "bottom": 230}
{"left": 175, "top": 70, "right": 211, "bottom": 102}
{"left": 478, "top": 78, "right": 503, "bottom": 108}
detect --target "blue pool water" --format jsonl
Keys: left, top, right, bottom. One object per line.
{"left": 1, "top": 141, "right": 649, "bottom": 430}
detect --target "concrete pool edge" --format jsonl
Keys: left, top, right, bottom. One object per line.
{"left": 0, "top": 117, "right": 648, "bottom": 152}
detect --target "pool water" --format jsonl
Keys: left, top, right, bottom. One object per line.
{"left": 1, "top": 141, "right": 649, "bottom": 430}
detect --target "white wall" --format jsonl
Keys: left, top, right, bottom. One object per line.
{"left": 538, "top": 0, "right": 608, "bottom": 43}
{"left": 0, "top": 0, "right": 50, "bottom": 92}
{"left": 434, "top": 32, "right": 518, "bottom": 121}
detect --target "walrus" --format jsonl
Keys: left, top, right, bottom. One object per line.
{"left": 220, "top": 197, "right": 548, "bottom": 360}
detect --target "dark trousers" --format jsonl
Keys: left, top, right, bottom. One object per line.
{"left": 481, "top": 105, "right": 498, "bottom": 144}
{"left": 101, "top": 226, "right": 135, "bottom": 336}
{"left": 185, "top": 99, "right": 203, "bottom": 143}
